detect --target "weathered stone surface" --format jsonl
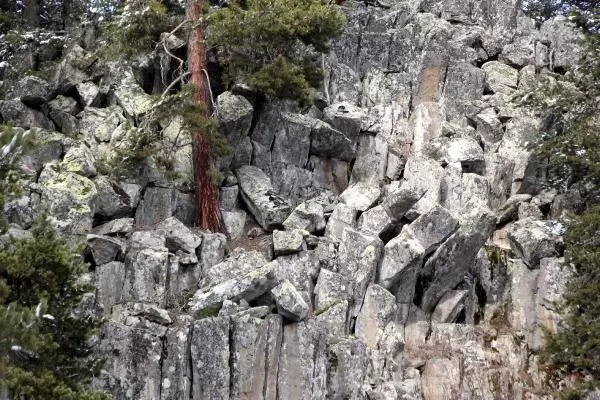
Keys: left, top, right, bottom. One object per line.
{"left": 113, "top": 72, "right": 154, "bottom": 117}
{"left": 283, "top": 200, "right": 326, "bottom": 233}
{"left": 271, "top": 280, "right": 309, "bottom": 321}
{"left": 339, "top": 182, "right": 381, "bottom": 212}
{"left": 325, "top": 203, "right": 357, "bottom": 240}
{"left": 191, "top": 317, "right": 230, "bottom": 400}
{"left": 532, "top": 257, "right": 572, "bottom": 350}
{"left": 482, "top": 61, "right": 519, "bottom": 94}
{"left": 156, "top": 217, "right": 202, "bottom": 264}
{"left": 87, "top": 234, "right": 126, "bottom": 265}
{"left": 326, "top": 339, "right": 369, "bottom": 399}
{"left": 313, "top": 269, "right": 351, "bottom": 314}
{"left": 79, "top": 106, "right": 125, "bottom": 143}
{"left": 422, "top": 358, "right": 461, "bottom": 400}
{"left": 93, "top": 175, "right": 134, "bottom": 219}
{"left": 355, "top": 284, "right": 396, "bottom": 349}
{"left": 378, "top": 227, "right": 425, "bottom": 290}
{"left": 92, "top": 218, "right": 134, "bottom": 236}
{"left": 273, "top": 229, "right": 305, "bottom": 256}
{"left": 95, "top": 316, "right": 166, "bottom": 400}
{"left": 219, "top": 185, "right": 239, "bottom": 211}
{"left": 323, "top": 102, "right": 365, "bottom": 143}
{"left": 444, "top": 136, "right": 485, "bottom": 173}
{"left": 161, "top": 316, "right": 192, "bottom": 400}
{"left": 14, "top": 76, "right": 51, "bottom": 106}
{"left": 204, "top": 250, "right": 268, "bottom": 287}
{"left": 38, "top": 164, "right": 97, "bottom": 234}
{"left": 421, "top": 205, "right": 496, "bottom": 312}
{"left": 236, "top": 166, "right": 292, "bottom": 231}
{"left": 222, "top": 210, "right": 247, "bottom": 240}
{"left": 381, "top": 185, "right": 421, "bottom": 221}
{"left": 122, "top": 231, "right": 169, "bottom": 306}
{"left": 60, "top": 144, "right": 97, "bottom": 177}
{"left": 508, "top": 218, "right": 563, "bottom": 268}
{"left": 0, "top": 99, "right": 54, "bottom": 130}
{"left": 338, "top": 228, "right": 384, "bottom": 317}
{"left": 310, "top": 119, "right": 356, "bottom": 161}
{"left": 135, "top": 187, "right": 177, "bottom": 228}
{"left": 95, "top": 261, "right": 125, "bottom": 315}
{"left": 431, "top": 290, "right": 468, "bottom": 323}
{"left": 272, "top": 113, "right": 312, "bottom": 168}
{"left": 199, "top": 232, "right": 227, "bottom": 269}
{"left": 277, "top": 322, "right": 320, "bottom": 399}
{"left": 189, "top": 262, "right": 277, "bottom": 316}
{"left": 230, "top": 313, "right": 282, "bottom": 400}
{"left": 358, "top": 205, "right": 394, "bottom": 237}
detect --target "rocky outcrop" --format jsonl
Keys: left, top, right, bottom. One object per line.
{"left": 0, "top": 1, "right": 584, "bottom": 399}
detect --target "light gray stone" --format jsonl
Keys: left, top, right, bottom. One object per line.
{"left": 355, "top": 284, "right": 397, "bottom": 349}
{"left": 273, "top": 229, "right": 305, "bottom": 256}
{"left": 313, "top": 269, "right": 351, "bottom": 314}
{"left": 339, "top": 182, "right": 381, "bottom": 212}
{"left": 191, "top": 318, "right": 230, "bottom": 400}
{"left": 222, "top": 210, "right": 247, "bottom": 241}
{"left": 236, "top": 166, "right": 292, "bottom": 231}
{"left": 508, "top": 218, "right": 563, "bottom": 268}
{"left": 431, "top": 290, "right": 468, "bottom": 323}
{"left": 156, "top": 217, "right": 202, "bottom": 264}
{"left": 271, "top": 280, "right": 309, "bottom": 321}
{"left": 283, "top": 200, "right": 326, "bottom": 233}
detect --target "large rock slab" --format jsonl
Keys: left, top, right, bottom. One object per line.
{"left": 236, "top": 166, "right": 292, "bottom": 231}
{"left": 421, "top": 205, "right": 496, "bottom": 312}
{"left": 191, "top": 317, "right": 230, "bottom": 400}
{"left": 508, "top": 218, "right": 563, "bottom": 268}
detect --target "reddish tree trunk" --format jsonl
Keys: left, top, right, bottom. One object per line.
{"left": 187, "top": 0, "right": 224, "bottom": 232}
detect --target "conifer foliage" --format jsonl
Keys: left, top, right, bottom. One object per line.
{"left": 206, "top": 0, "right": 346, "bottom": 105}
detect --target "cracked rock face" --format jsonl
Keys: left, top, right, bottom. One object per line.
{"left": 1, "top": 1, "right": 584, "bottom": 399}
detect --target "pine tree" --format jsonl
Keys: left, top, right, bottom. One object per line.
{"left": 206, "top": 0, "right": 346, "bottom": 105}
{"left": 186, "top": 0, "right": 225, "bottom": 231}
{"left": 0, "top": 125, "right": 109, "bottom": 398}
{"left": 522, "top": 1, "right": 600, "bottom": 397}
{"left": 0, "top": 217, "right": 110, "bottom": 400}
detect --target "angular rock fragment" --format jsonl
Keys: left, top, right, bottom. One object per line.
{"left": 325, "top": 203, "right": 358, "bottom": 240}
{"left": 355, "top": 284, "right": 397, "bottom": 349}
{"left": 339, "top": 182, "right": 381, "bottom": 211}
{"left": 191, "top": 317, "right": 230, "bottom": 400}
{"left": 508, "top": 217, "right": 563, "bottom": 268}
{"left": 273, "top": 229, "right": 305, "bottom": 256}
{"left": 431, "top": 290, "right": 468, "bottom": 323}
{"left": 283, "top": 200, "right": 326, "bottom": 233}
{"left": 87, "top": 234, "right": 126, "bottom": 265}
{"left": 271, "top": 280, "right": 309, "bottom": 321}
{"left": 189, "top": 262, "right": 277, "bottom": 316}
{"left": 157, "top": 216, "right": 202, "bottom": 264}
{"left": 314, "top": 269, "right": 351, "bottom": 314}
{"left": 236, "top": 166, "right": 292, "bottom": 231}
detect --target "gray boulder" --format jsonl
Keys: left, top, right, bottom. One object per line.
{"left": 355, "top": 284, "right": 397, "bottom": 349}
{"left": 156, "top": 217, "right": 202, "bottom": 264}
{"left": 339, "top": 182, "right": 381, "bottom": 212}
{"left": 236, "top": 166, "right": 292, "bottom": 231}
{"left": 313, "top": 268, "right": 351, "bottom": 314}
{"left": 508, "top": 218, "right": 563, "bottom": 268}
{"left": 283, "top": 200, "right": 326, "bottom": 233}
{"left": 273, "top": 229, "right": 305, "bottom": 256}
{"left": 0, "top": 99, "right": 54, "bottom": 130}
{"left": 191, "top": 318, "right": 230, "bottom": 399}
{"left": 271, "top": 280, "right": 310, "bottom": 321}
{"left": 14, "top": 76, "right": 51, "bottom": 106}
{"left": 87, "top": 234, "right": 126, "bottom": 265}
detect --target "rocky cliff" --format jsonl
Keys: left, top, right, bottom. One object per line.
{"left": 0, "top": 0, "right": 585, "bottom": 398}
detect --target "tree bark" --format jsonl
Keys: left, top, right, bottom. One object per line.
{"left": 187, "top": 0, "right": 224, "bottom": 232}
{"left": 23, "top": 0, "right": 40, "bottom": 28}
